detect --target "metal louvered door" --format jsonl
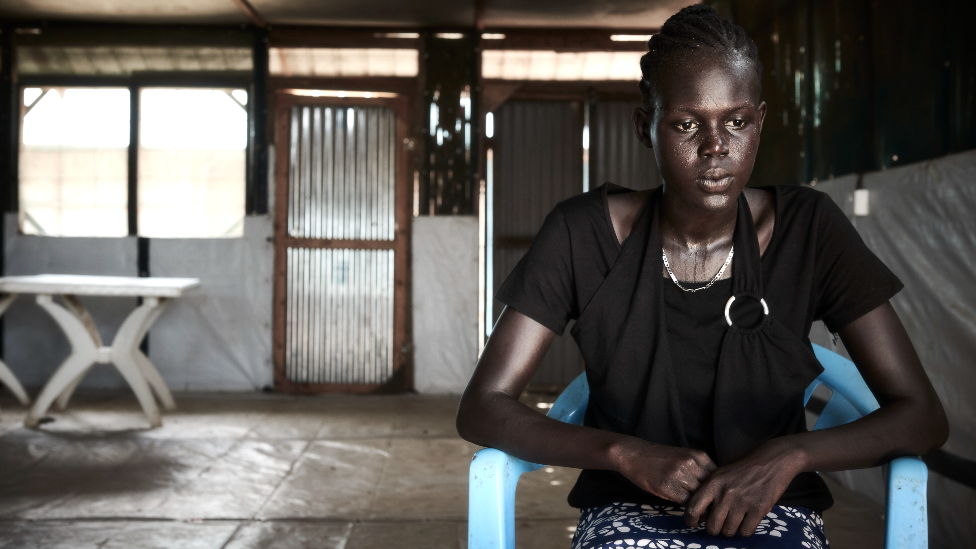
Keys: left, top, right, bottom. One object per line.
{"left": 273, "top": 94, "right": 411, "bottom": 393}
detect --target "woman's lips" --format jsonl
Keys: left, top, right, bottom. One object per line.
{"left": 697, "top": 170, "right": 734, "bottom": 192}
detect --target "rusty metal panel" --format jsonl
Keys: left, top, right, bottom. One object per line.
{"left": 285, "top": 248, "right": 395, "bottom": 384}
{"left": 287, "top": 105, "right": 396, "bottom": 241}
{"left": 592, "top": 100, "right": 663, "bottom": 191}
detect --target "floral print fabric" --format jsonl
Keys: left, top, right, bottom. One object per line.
{"left": 571, "top": 503, "right": 828, "bottom": 549}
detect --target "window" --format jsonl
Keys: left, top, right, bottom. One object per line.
{"left": 138, "top": 88, "right": 247, "bottom": 238}
{"left": 19, "top": 87, "right": 130, "bottom": 237}
{"left": 19, "top": 86, "right": 248, "bottom": 238}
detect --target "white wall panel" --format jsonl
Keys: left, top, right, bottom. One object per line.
{"left": 412, "top": 216, "right": 478, "bottom": 394}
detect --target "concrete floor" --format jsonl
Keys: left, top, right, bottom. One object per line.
{"left": 0, "top": 392, "right": 885, "bottom": 548}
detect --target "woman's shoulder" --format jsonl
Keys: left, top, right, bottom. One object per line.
{"left": 539, "top": 182, "right": 646, "bottom": 254}
{"left": 556, "top": 182, "right": 616, "bottom": 216}
{"left": 763, "top": 183, "right": 832, "bottom": 209}
{"left": 757, "top": 184, "right": 859, "bottom": 258}
{"left": 756, "top": 184, "right": 837, "bottom": 227}
{"left": 606, "top": 184, "right": 653, "bottom": 246}
{"left": 551, "top": 183, "right": 633, "bottom": 239}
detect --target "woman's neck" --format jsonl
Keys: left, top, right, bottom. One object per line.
{"left": 660, "top": 189, "right": 738, "bottom": 252}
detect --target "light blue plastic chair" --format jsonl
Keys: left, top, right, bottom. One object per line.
{"left": 468, "top": 344, "right": 928, "bottom": 549}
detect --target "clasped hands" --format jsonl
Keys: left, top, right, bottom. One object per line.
{"left": 613, "top": 438, "right": 802, "bottom": 538}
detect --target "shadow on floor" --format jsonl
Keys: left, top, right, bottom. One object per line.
{"left": 0, "top": 392, "right": 883, "bottom": 548}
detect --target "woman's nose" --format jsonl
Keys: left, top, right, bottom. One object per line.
{"left": 699, "top": 128, "right": 730, "bottom": 157}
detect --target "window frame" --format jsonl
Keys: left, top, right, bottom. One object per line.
{"left": 17, "top": 71, "right": 255, "bottom": 238}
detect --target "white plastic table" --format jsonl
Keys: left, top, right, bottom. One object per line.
{"left": 0, "top": 274, "right": 200, "bottom": 428}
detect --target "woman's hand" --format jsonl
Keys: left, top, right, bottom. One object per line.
{"left": 613, "top": 439, "right": 718, "bottom": 505}
{"left": 683, "top": 439, "right": 803, "bottom": 537}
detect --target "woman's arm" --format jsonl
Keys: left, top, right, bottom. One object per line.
{"left": 457, "top": 306, "right": 717, "bottom": 505}
{"left": 684, "top": 301, "right": 949, "bottom": 537}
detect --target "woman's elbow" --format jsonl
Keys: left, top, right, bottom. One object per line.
{"left": 926, "top": 397, "right": 950, "bottom": 452}
{"left": 907, "top": 390, "right": 950, "bottom": 454}
{"left": 455, "top": 392, "right": 486, "bottom": 444}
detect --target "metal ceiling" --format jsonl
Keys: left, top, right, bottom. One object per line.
{"left": 0, "top": 0, "right": 693, "bottom": 29}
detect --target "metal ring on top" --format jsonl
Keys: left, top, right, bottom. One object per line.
{"left": 724, "top": 295, "right": 769, "bottom": 327}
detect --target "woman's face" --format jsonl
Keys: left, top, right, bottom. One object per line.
{"left": 634, "top": 51, "right": 766, "bottom": 214}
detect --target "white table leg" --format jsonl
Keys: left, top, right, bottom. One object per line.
{"left": 27, "top": 294, "right": 162, "bottom": 429}
{"left": 55, "top": 295, "right": 104, "bottom": 410}
{"left": 116, "top": 297, "right": 175, "bottom": 411}
{"left": 56, "top": 297, "right": 175, "bottom": 412}
{"left": 0, "top": 293, "right": 31, "bottom": 406}
{"left": 0, "top": 361, "right": 31, "bottom": 406}
{"left": 26, "top": 295, "right": 100, "bottom": 427}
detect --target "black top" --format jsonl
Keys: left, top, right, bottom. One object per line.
{"left": 664, "top": 277, "right": 733, "bottom": 462}
{"left": 496, "top": 183, "right": 903, "bottom": 512}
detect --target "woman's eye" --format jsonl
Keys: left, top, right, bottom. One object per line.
{"left": 676, "top": 121, "right": 698, "bottom": 132}
{"left": 727, "top": 119, "right": 746, "bottom": 129}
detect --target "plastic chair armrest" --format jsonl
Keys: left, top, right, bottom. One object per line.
{"left": 885, "top": 456, "right": 928, "bottom": 549}
{"left": 468, "top": 448, "right": 543, "bottom": 549}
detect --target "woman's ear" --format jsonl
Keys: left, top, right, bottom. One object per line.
{"left": 757, "top": 101, "right": 767, "bottom": 134}
{"left": 632, "top": 108, "right": 653, "bottom": 149}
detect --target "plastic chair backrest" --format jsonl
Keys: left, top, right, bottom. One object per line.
{"left": 468, "top": 343, "right": 928, "bottom": 549}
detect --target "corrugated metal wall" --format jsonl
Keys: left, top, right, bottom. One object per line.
{"left": 285, "top": 248, "right": 394, "bottom": 384}
{"left": 493, "top": 101, "right": 583, "bottom": 236}
{"left": 592, "top": 100, "right": 663, "bottom": 191}
{"left": 288, "top": 105, "right": 396, "bottom": 241}
{"left": 491, "top": 100, "right": 583, "bottom": 387}
{"left": 285, "top": 104, "right": 397, "bottom": 385}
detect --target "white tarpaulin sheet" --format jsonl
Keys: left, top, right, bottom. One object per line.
{"left": 148, "top": 215, "right": 273, "bottom": 391}
{"left": 3, "top": 214, "right": 138, "bottom": 389}
{"left": 814, "top": 149, "right": 976, "bottom": 549}
{"left": 2, "top": 214, "right": 273, "bottom": 393}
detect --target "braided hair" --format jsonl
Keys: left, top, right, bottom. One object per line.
{"left": 639, "top": 4, "right": 762, "bottom": 109}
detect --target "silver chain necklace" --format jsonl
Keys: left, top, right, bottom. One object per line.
{"left": 662, "top": 245, "right": 734, "bottom": 292}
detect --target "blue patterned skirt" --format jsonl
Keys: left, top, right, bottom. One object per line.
{"left": 571, "top": 503, "right": 828, "bottom": 549}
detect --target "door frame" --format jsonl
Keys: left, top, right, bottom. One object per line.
{"left": 272, "top": 91, "right": 412, "bottom": 394}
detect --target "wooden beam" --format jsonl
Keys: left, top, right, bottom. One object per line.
{"left": 268, "top": 27, "right": 419, "bottom": 49}
{"left": 230, "top": 0, "right": 267, "bottom": 28}
{"left": 481, "top": 28, "right": 655, "bottom": 52}
{"left": 268, "top": 76, "right": 416, "bottom": 95}
{"left": 474, "top": 0, "right": 486, "bottom": 31}
{"left": 11, "top": 23, "right": 253, "bottom": 47}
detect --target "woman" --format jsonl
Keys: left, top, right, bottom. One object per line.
{"left": 456, "top": 5, "right": 948, "bottom": 549}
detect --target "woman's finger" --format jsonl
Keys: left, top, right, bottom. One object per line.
{"left": 680, "top": 475, "right": 701, "bottom": 493}
{"left": 683, "top": 482, "right": 715, "bottom": 528}
{"left": 705, "top": 497, "right": 731, "bottom": 537}
{"left": 690, "top": 451, "right": 718, "bottom": 475}
{"left": 699, "top": 456, "right": 718, "bottom": 474}
{"left": 666, "top": 484, "right": 691, "bottom": 506}
{"left": 738, "top": 508, "right": 766, "bottom": 537}
{"left": 721, "top": 506, "right": 747, "bottom": 537}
